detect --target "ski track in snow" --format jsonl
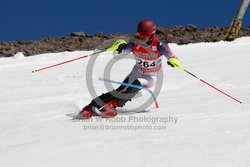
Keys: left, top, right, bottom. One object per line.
{"left": 0, "top": 37, "right": 250, "bottom": 167}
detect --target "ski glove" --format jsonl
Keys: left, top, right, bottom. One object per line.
{"left": 107, "top": 39, "right": 127, "bottom": 54}
{"left": 167, "top": 58, "right": 184, "bottom": 70}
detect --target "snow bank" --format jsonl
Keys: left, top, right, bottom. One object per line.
{"left": 0, "top": 37, "right": 250, "bottom": 167}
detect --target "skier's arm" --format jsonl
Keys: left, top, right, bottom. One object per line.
{"left": 158, "top": 40, "right": 176, "bottom": 59}
{"left": 158, "top": 40, "right": 183, "bottom": 69}
{"left": 120, "top": 42, "right": 133, "bottom": 54}
{"left": 108, "top": 39, "right": 133, "bottom": 54}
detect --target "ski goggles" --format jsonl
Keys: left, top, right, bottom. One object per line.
{"left": 137, "top": 31, "right": 153, "bottom": 38}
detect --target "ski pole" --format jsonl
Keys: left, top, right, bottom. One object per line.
{"left": 168, "top": 58, "right": 243, "bottom": 104}
{"left": 99, "top": 77, "right": 159, "bottom": 109}
{"left": 32, "top": 39, "right": 127, "bottom": 73}
{"left": 183, "top": 69, "right": 243, "bottom": 104}
{"left": 32, "top": 50, "right": 103, "bottom": 73}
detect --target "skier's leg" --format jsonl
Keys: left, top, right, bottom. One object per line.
{"left": 115, "top": 78, "right": 142, "bottom": 107}
{"left": 80, "top": 67, "right": 141, "bottom": 118}
{"left": 115, "top": 74, "right": 157, "bottom": 107}
{"left": 89, "top": 77, "right": 141, "bottom": 108}
{"left": 79, "top": 78, "right": 142, "bottom": 118}
{"left": 94, "top": 78, "right": 141, "bottom": 117}
{"left": 90, "top": 66, "right": 143, "bottom": 110}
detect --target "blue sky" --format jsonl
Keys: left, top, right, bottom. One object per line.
{"left": 0, "top": 0, "right": 249, "bottom": 42}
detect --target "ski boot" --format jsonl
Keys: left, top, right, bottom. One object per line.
{"left": 78, "top": 105, "right": 97, "bottom": 119}
{"left": 99, "top": 99, "right": 118, "bottom": 118}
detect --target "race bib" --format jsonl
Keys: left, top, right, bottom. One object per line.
{"left": 135, "top": 57, "right": 162, "bottom": 72}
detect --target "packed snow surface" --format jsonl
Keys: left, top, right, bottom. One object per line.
{"left": 0, "top": 37, "right": 250, "bottom": 167}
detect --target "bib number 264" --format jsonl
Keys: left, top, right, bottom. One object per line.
{"left": 137, "top": 59, "right": 156, "bottom": 68}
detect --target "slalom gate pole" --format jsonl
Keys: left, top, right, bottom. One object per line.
{"left": 99, "top": 78, "right": 159, "bottom": 109}
{"left": 183, "top": 69, "right": 243, "bottom": 104}
{"left": 32, "top": 50, "right": 104, "bottom": 73}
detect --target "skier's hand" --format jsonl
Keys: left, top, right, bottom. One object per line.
{"left": 116, "top": 42, "right": 127, "bottom": 54}
{"left": 107, "top": 39, "right": 127, "bottom": 54}
{"left": 167, "top": 58, "right": 184, "bottom": 70}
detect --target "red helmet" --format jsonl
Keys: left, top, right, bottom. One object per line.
{"left": 137, "top": 19, "right": 156, "bottom": 37}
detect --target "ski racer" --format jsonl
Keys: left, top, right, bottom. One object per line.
{"left": 79, "top": 19, "right": 182, "bottom": 118}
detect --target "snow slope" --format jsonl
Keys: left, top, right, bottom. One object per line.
{"left": 0, "top": 37, "right": 250, "bottom": 167}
